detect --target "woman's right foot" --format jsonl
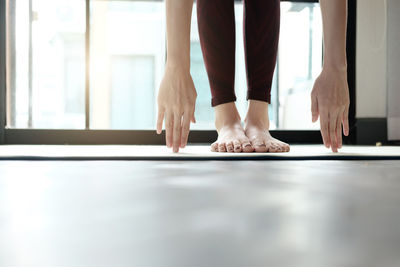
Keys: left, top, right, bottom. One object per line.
{"left": 244, "top": 99, "right": 290, "bottom": 153}
{"left": 211, "top": 102, "right": 254, "bottom": 153}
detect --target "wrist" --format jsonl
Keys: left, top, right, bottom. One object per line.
{"left": 322, "top": 62, "right": 347, "bottom": 73}
{"left": 166, "top": 58, "right": 190, "bottom": 72}
{"left": 323, "top": 51, "right": 347, "bottom": 72}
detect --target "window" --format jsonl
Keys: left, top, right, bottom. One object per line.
{"left": 109, "top": 55, "right": 155, "bottom": 129}
{"left": 0, "top": 0, "right": 356, "bottom": 144}
{"left": 6, "top": 0, "right": 86, "bottom": 129}
{"left": 89, "top": 1, "right": 163, "bottom": 130}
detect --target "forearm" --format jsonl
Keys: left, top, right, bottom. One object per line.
{"left": 165, "top": 0, "right": 193, "bottom": 70}
{"left": 319, "top": 0, "right": 347, "bottom": 70}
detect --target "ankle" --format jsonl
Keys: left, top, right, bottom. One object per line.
{"left": 214, "top": 102, "right": 241, "bottom": 129}
{"left": 244, "top": 100, "right": 270, "bottom": 128}
{"left": 244, "top": 116, "right": 270, "bottom": 129}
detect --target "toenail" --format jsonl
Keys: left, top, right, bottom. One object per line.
{"left": 244, "top": 144, "right": 252, "bottom": 147}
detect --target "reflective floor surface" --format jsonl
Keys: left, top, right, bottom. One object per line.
{"left": 1, "top": 160, "right": 400, "bottom": 267}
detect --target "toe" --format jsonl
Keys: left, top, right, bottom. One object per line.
{"left": 226, "top": 141, "right": 234, "bottom": 153}
{"left": 281, "top": 143, "right": 290, "bottom": 152}
{"left": 274, "top": 142, "right": 284, "bottom": 152}
{"left": 233, "top": 140, "right": 242, "bottom": 153}
{"left": 266, "top": 141, "right": 280, "bottom": 153}
{"left": 211, "top": 142, "right": 219, "bottom": 152}
{"left": 241, "top": 139, "right": 254, "bottom": 152}
{"left": 218, "top": 143, "right": 227, "bottom": 152}
{"left": 267, "top": 143, "right": 278, "bottom": 152}
{"left": 276, "top": 141, "right": 290, "bottom": 152}
{"left": 252, "top": 140, "right": 267, "bottom": 153}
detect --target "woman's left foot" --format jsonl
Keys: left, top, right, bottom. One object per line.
{"left": 244, "top": 100, "right": 290, "bottom": 153}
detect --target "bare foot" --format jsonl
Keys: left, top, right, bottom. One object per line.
{"left": 244, "top": 100, "right": 290, "bottom": 153}
{"left": 211, "top": 102, "right": 254, "bottom": 153}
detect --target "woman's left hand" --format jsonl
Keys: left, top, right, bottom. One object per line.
{"left": 311, "top": 66, "right": 350, "bottom": 152}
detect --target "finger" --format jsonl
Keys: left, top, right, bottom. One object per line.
{"left": 180, "top": 112, "right": 191, "bottom": 148}
{"left": 342, "top": 108, "right": 349, "bottom": 136}
{"left": 329, "top": 112, "right": 338, "bottom": 153}
{"left": 173, "top": 114, "right": 182, "bottom": 153}
{"left": 191, "top": 108, "right": 196, "bottom": 123}
{"left": 336, "top": 111, "right": 342, "bottom": 149}
{"left": 320, "top": 112, "right": 330, "bottom": 148}
{"left": 165, "top": 112, "right": 173, "bottom": 148}
{"left": 311, "top": 93, "right": 319, "bottom": 122}
{"left": 156, "top": 106, "right": 165, "bottom": 134}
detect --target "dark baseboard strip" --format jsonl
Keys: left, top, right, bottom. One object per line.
{"left": 3, "top": 129, "right": 322, "bottom": 145}
{"left": 356, "top": 118, "right": 388, "bottom": 145}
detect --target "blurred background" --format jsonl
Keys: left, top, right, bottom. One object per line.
{"left": 7, "top": 0, "right": 323, "bottom": 130}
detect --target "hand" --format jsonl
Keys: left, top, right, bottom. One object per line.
{"left": 311, "top": 66, "right": 350, "bottom": 153}
{"left": 156, "top": 64, "right": 197, "bottom": 153}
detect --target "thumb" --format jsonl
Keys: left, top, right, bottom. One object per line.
{"left": 311, "top": 93, "right": 319, "bottom": 122}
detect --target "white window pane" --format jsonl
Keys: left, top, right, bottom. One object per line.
{"left": 8, "top": 0, "right": 86, "bottom": 129}
{"left": 110, "top": 56, "right": 155, "bottom": 129}
{"left": 278, "top": 3, "right": 323, "bottom": 129}
{"left": 89, "top": 1, "right": 164, "bottom": 129}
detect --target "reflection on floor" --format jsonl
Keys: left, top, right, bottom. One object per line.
{"left": 1, "top": 160, "right": 400, "bottom": 267}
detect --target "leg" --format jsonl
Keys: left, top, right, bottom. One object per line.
{"left": 244, "top": 0, "right": 279, "bottom": 103}
{"left": 197, "top": 0, "right": 236, "bottom": 107}
{"left": 197, "top": 0, "right": 253, "bottom": 153}
{"left": 243, "top": 0, "right": 290, "bottom": 152}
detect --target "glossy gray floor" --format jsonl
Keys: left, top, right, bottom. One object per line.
{"left": 1, "top": 160, "right": 400, "bottom": 267}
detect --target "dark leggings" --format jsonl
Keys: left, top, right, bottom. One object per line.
{"left": 196, "top": 0, "right": 280, "bottom": 107}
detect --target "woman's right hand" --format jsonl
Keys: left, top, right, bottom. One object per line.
{"left": 156, "top": 64, "right": 197, "bottom": 153}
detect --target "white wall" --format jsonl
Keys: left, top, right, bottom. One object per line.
{"left": 387, "top": 0, "right": 400, "bottom": 140}
{"left": 356, "top": 0, "right": 387, "bottom": 118}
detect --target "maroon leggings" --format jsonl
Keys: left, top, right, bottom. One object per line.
{"left": 196, "top": 0, "right": 280, "bottom": 107}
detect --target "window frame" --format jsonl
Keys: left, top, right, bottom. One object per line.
{"left": 0, "top": 0, "right": 356, "bottom": 145}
